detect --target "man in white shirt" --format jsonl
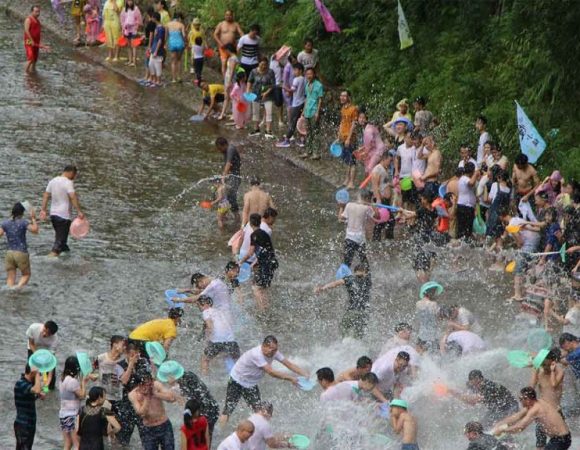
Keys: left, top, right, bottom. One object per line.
{"left": 247, "top": 401, "right": 293, "bottom": 450}
{"left": 441, "top": 330, "right": 486, "bottom": 356}
{"left": 371, "top": 350, "right": 412, "bottom": 396}
{"left": 39, "top": 165, "right": 84, "bottom": 256}
{"left": 320, "top": 373, "right": 379, "bottom": 403}
{"left": 237, "top": 24, "right": 261, "bottom": 75}
{"left": 26, "top": 320, "right": 58, "bottom": 389}
{"left": 184, "top": 273, "right": 233, "bottom": 316}
{"left": 440, "top": 305, "right": 483, "bottom": 335}
{"left": 456, "top": 162, "right": 480, "bottom": 240}
{"left": 340, "top": 190, "right": 375, "bottom": 267}
{"left": 394, "top": 132, "right": 417, "bottom": 209}
{"left": 220, "top": 336, "right": 308, "bottom": 424}
{"left": 218, "top": 420, "right": 255, "bottom": 450}
{"left": 475, "top": 115, "right": 491, "bottom": 165}
{"left": 457, "top": 144, "right": 478, "bottom": 169}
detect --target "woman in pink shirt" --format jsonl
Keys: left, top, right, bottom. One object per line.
{"left": 120, "top": 0, "right": 142, "bottom": 66}
{"left": 356, "top": 111, "right": 386, "bottom": 175}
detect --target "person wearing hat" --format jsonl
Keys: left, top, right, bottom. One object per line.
{"left": 0, "top": 202, "right": 38, "bottom": 289}
{"left": 491, "top": 387, "right": 571, "bottom": 450}
{"left": 26, "top": 320, "right": 58, "bottom": 390}
{"left": 413, "top": 97, "right": 433, "bottom": 135}
{"left": 188, "top": 17, "right": 204, "bottom": 75}
{"left": 530, "top": 349, "right": 564, "bottom": 429}
{"left": 463, "top": 421, "right": 507, "bottom": 450}
{"left": 389, "top": 399, "right": 419, "bottom": 450}
{"left": 14, "top": 363, "right": 44, "bottom": 450}
{"left": 129, "top": 307, "right": 183, "bottom": 354}
{"left": 535, "top": 170, "right": 563, "bottom": 206}
{"left": 391, "top": 99, "right": 413, "bottom": 122}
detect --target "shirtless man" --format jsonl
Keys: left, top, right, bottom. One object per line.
{"left": 213, "top": 10, "right": 243, "bottom": 76}
{"left": 129, "top": 372, "right": 178, "bottom": 449}
{"left": 390, "top": 399, "right": 419, "bottom": 450}
{"left": 336, "top": 356, "right": 372, "bottom": 382}
{"left": 492, "top": 387, "right": 571, "bottom": 450}
{"left": 512, "top": 153, "right": 540, "bottom": 207}
{"left": 241, "top": 178, "right": 275, "bottom": 227}
{"left": 419, "top": 136, "right": 442, "bottom": 200}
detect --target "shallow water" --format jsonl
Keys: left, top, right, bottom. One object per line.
{"left": 0, "top": 10, "right": 576, "bottom": 450}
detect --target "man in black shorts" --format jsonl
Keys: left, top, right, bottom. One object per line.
{"left": 239, "top": 213, "right": 278, "bottom": 311}
{"left": 216, "top": 137, "right": 242, "bottom": 222}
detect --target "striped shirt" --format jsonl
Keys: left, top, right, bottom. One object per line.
{"left": 14, "top": 375, "right": 37, "bottom": 428}
{"left": 237, "top": 34, "right": 260, "bottom": 65}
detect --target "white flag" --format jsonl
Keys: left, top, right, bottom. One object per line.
{"left": 398, "top": 0, "right": 414, "bottom": 50}
{"left": 515, "top": 101, "right": 546, "bottom": 164}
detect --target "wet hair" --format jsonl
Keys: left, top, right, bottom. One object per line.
{"left": 560, "top": 333, "right": 579, "bottom": 346}
{"left": 249, "top": 24, "right": 261, "bottom": 33}
{"left": 304, "top": 38, "right": 314, "bottom": 45}
{"left": 443, "top": 192, "right": 454, "bottom": 203}
{"left": 380, "top": 151, "right": 392, "bottom": 161}
{"left": 359, "top": 189, "right": 373, "bottom": 202}
{"left": 62, "top": 356, "right": 81, "bottom": 381}
{"left": 356, "top": 356, "right": 372, "bottom": 368}
{"left": 225, "top": 261, "right": 239, "bottom": 272}
{"left": 263, "top": 208, "right": 278, "bottom": 219}
{"left": 468, "top": 369, "right": 484, "bottom": 381}
{"left": 87, "top": 386, "right": 105, "bottom": 405}
{"left": 224, "top": 43, "right": 236, "bottom": 53}
{"left": 463, "top": 162, "right": 475, "bottom": 176}
{"left": 250, "top": 177, "right": 261, "bottom": 186}
{"left": 353, "top": 263, "right": 369, "bottom": 275}
{"left": 293, "top": 62, "right": 304, "bottom": 73}
{"left": 520, "top": 386, "right": 537, "bottom": 400}
{"left": 544, "top": 207, "right": 558, "bottom": 223}
{"left": 249, "top": 213, "right": 261, "bottom": 227}
{"left": 464, "top": 421, "right": 483, "bottom": 435}
{"left": 215, "top": 137, "right": 228, "bottom": 147}
{"left": 446, "top": 341, "right": 463, "bottom": 356}
{"left": 546, "top": 348, "right": 560, "bottom": 362}
{"left": 184, "top": 398, "right": 201, "bottom": 428}
{"left": 110, "top": 335, "right": 126, "bottom": 348}
{"left": 190, "top": 272, "right": 205, "bottom": 287}
{"left": 395, "top": 322, "right": 412, "bottom": 333}
{"left": 197, "top": 295, "right": 213, "bottom": 306}
{"left": 151, "top": 12, "right": 161, "bottom": 22}
{"left": 168, "top": 307, "right": 184, "bottom": 319}
{"left": 253, "top": 400, "right": 273, "bottom": 415}
{"left": 515, "top": 153, "right": 528, "bottom": 165}
{"left": 137, "top": 371, "right": 154, "bottom": 385}
{"left": 361, "top": 372, "right": 378, "bottom": 385}
{"left": 44, "top": 320, "right": 58, "bottom": 335}
{"left": 418, "top": 190, "right": 435, "bottom": 203}
{"left": 396, "top": 351, "right": 410, "bottom": 362}
{"left": 263, "top": 335, "right": 278, "bottom": 346}
{"left": 64, "top": 165, "right": 78, "bottom": 174}
{"left": 11, "top": 203, "right": 25, "bottom": 220}
{"left": 455, "top": 167, "right": 465, "bottom": 177}
{"left": 476, "top": 115, "right": 487, "bottom": 125}
{"left": 126, "top": 343, "right": 138, "bottom": 353}
{"left": 316, "top": 367, "right": 334, "bottom": 382}
{"left": 195, "top": 36, "right": 203, "bottom": 46}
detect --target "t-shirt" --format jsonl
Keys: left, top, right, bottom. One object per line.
{"left": 471, "top": 379, "right": 518, "bottom": 417}
{"left": 46, "top": 176, "right": 75, "bottom": 219}
{"left": 181, "top": 416, "right": 209, "bottom": 450}
{"left": 371, "top": 164, "right": 391, "bottom": 195}
{"left": 224, "top": 145, "right": 241, "bottom": 176}
{"left": 371, "top": 350, "right": 409, "bottom": 393}
{"left": 416, "top": 299, "right": 440, "bottom": 342}
{"left": 159, "top": 9, "right": 170, "bottom": 26}
{"left": 564, "top": 308, "right": 580, "bottom": 335}
{"left": 396, "top": 144, "right": 415, "bottom": 178}
{"left": 303, "top": 79, "right": 324, "bottom": 119}
{"left": 217, "top": 432, "right": 247, "bottom": 450}
{"left": 248, "top": 69, "right": 276, "bottom": 102}
{"left": 566, "top": 347, "right": 580, "bottom": 379}
{"left": 14, "top": 374, "right": 37, "bottom": 428}
{"left": 477, "top": 131, "right": 491, "bottom": 164}
{"left": 343, "top": 274, "right": 371, "bottom": 311}
{"left": 193, "top": 44, "right": 204, "bottom": 59}
{"left": 485, "top": 154, "right": 508, "bottom": 170}
{"left": 200, "top": 278, "right": 233, "bottom": 314}
{"left": 341, "top": 202, "right": 373, "bottom": 244}
{"left": 129, "top": 318, "right": 177, "bottom": 342}
{"left": 97, "top": 353, "right": 125, "bottom": 401}
{"left": 412, "top": 147, "right": 428, "bottom": 174}
{"left": 247, "top": 413, "right": 274, "bottom": 450}
{"left": 151, "top": 25, "right": 166, "bottom": 57}
{"left": 78, "top": 405, "right": 109, "bottom": 450}
{"left": 144, "top": 20, "right": 157, "bottom": 45}
{"left": 446, "top": 331, "right": 486, "bottom": 354}
{"left": 339, "top": 105, "right": 359, "bottom": 142}
{"left": 456, "top": 307, "right": 483, "bottom": 335}
{"left": 291, "top": 75, "right": 306, "bottom": 108}
{"left": 413, "top": 207, "right": 438, "bottom": 242}
{"left": 26, "top": 323, "right": 58, "bottom": 351}
{"left": 250, "top": 229, "right": 277, "bottom": 269}
{"left": 230, "top": 345, "right": 285, "bottom": 388}
{"left": 297, "top": 49, "right": 319, "bottom": 69}
{"left": 458, "top": 158, "right": 478, "bottom": 169}
{"left": 268, "top": 57, "right": 283, "bottom": 85}
{"left": 59, "top": 376, "right": 81, "bottom": 418}
{"left": 237, "top": 34, "right": 260, "bottom": 65}
{"left": 203, "top": 307, "right": 235, "bottom": 343}
{"left": 458, "top": 175, "right": 476, "bottom": 207}
{"left": 206, "top": 84, "right": 225, "bottom": 99}
{"left": 414, "top": 110, "right": 433, "bottom": 132}
{"left": 319, "top": 380, "right": 360, "bottom": 402}
{"left": 2, "top": 219, "right": 29, "bottom": 252}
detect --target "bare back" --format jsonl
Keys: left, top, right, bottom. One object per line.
{"left": 513, "top": 165, "right": 538, "bottom": 194}
{"left": 401, "top": 412, "right": 418, "bottom": 444}
{"left": 243, "top": 188, "right": 274, "bottom": 223}
{"left": 424, "top": 150, "right": 442, "bottom": 182}
{"left": 336, "top": 367, "right": 359, "bottom": 382}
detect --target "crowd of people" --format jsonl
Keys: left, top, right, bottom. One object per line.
{"left": 13, "top": 2, "right": 580, "bottom": 450}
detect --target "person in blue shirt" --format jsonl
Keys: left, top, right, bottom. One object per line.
{"left": 0, "top": 202, "right": 39, "bottom": 289}
{"left": 560, "top": 333, "right": 580, "bottom": 379}
{"left": 14, "top": 364, "right": 43, "bottom": 450}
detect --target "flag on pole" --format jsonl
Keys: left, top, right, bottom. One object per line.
{"left": 515, "top": 101, "right": 546, "bottom": 164}
{"left": 314, "top": 0, "right": 341, "bottom": 33}
{"left": 397, "top": 0, "right": 413, "bottom": 50}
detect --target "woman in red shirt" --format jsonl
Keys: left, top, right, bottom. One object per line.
{"left": 181, "top": 399, "right": 209, "bottom": 450}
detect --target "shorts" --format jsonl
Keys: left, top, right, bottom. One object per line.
{"left": 340, "top": 143, "right": 356, "bottom": 166}
{"left": 25, "top": 45, "right": 39, "bottom": 62}
{"left": 203, "top": 94, "right": 225, "bottom": 105}
{"left": 254, "top": 261, "right": 277, "bottom": 288}
{"left": 545, "top": 433, "right": 571, "bottom": 450}
{"left": 140, "top": 419, "right": 174, "bottom": 450}
{"left": 59, "top": 416, "right": 76, "bottom": 432}
{"left": 401, "top": 444, "right": 420, "bottom": 450}
{"left": 515, "top": 253, "right": 533, "bottom": 275}
{"left": 401, "top": 183, "right": 417, "bottom": 205}
{"left": 148, "top": 55, "right": 163, "bottom": 77}
{"left": 5, "top": 251, "right": 30, "bottom": 272}
{"left": 204, "top": 341, "right": 241, "bottom": 359}
{"left": 272, "top": 86, "right": 284, "bottom": 107}
{"left": 219, "top": 46, "right": 229, "bottom": 62}
{"left": 341, "top": 309, "right": 369, "bottom": 339}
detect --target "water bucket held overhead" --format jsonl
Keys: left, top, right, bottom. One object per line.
{"left": 28, "top": 349, "right": 57, "bottom": 373}
{"left": 70, "top": 217, "right": 90, "bottom": 239}
{"left": 145, "top": 341, "right": 167, "bottom": 366}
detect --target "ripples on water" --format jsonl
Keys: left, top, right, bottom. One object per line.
{"left": 2, "top": 11, "right": 577, "bottom": 450}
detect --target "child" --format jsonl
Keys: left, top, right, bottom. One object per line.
{"left": 147, "top": 12, "right": 165, "bottom": 87}
{"left": 188, "top": 17, "right": 204, "bottom": 75}
{"left": 218, "top": 43, "right": 239, "bottom": 120}
{"left": 231, "top": 70, "right": 250, "bottom": 130}
{"left": 71, "top": 0, "right": 86, "bottom": 44}
{"left": 181, "top": 398, "right": 209, "bottom": 450}
{"left": 197, "top": 295, "right": 240, "bottom": 375}
{"left": 83, "top": 3, "right": 100, "bottom": 46}
{"left": 59, "top": 356, "right": 87, "bottom": 450}
{"left": 212, "top": 182, "right": 230, "bottom": 230}
{"left": 77, "top": 386, "right": 121, "bottom": 449}
{"left": 140, "top": 7, "right": 156, "bottom": 84}
{"left": 192, "top": 36, "right": 204, "bottom": 85}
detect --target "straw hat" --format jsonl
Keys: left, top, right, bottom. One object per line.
{"left": 157, "top": 360, "right": 185, "bottom": 382}
{"left": 396, "top": 98, "right": 409, "bottom": 110}
{"left": 192, "top": 18, "right": 201, "bottom": 25}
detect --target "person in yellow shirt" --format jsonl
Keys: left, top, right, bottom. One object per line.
{"left": 337, "top": 90, "right": 359, "bottom": 189}
{"left": 188, "top": 17, "right": 204, "bottom": 73}
{"left": 198, "top": 82, "right": 225, "bottom": 119}
{"left": 129, "top": 308, "right": 183, "bottom": 353}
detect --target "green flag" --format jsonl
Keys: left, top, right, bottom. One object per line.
{"left": 398, "top": 0, "right": 414, "bottom": 50}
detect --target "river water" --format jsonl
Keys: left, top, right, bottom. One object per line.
{"left": 0, "top": 9, "right": 577, "bottom": 450}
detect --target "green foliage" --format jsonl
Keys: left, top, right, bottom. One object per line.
{"left": 183, "top": 0, "right": 580, "bottom": 179}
